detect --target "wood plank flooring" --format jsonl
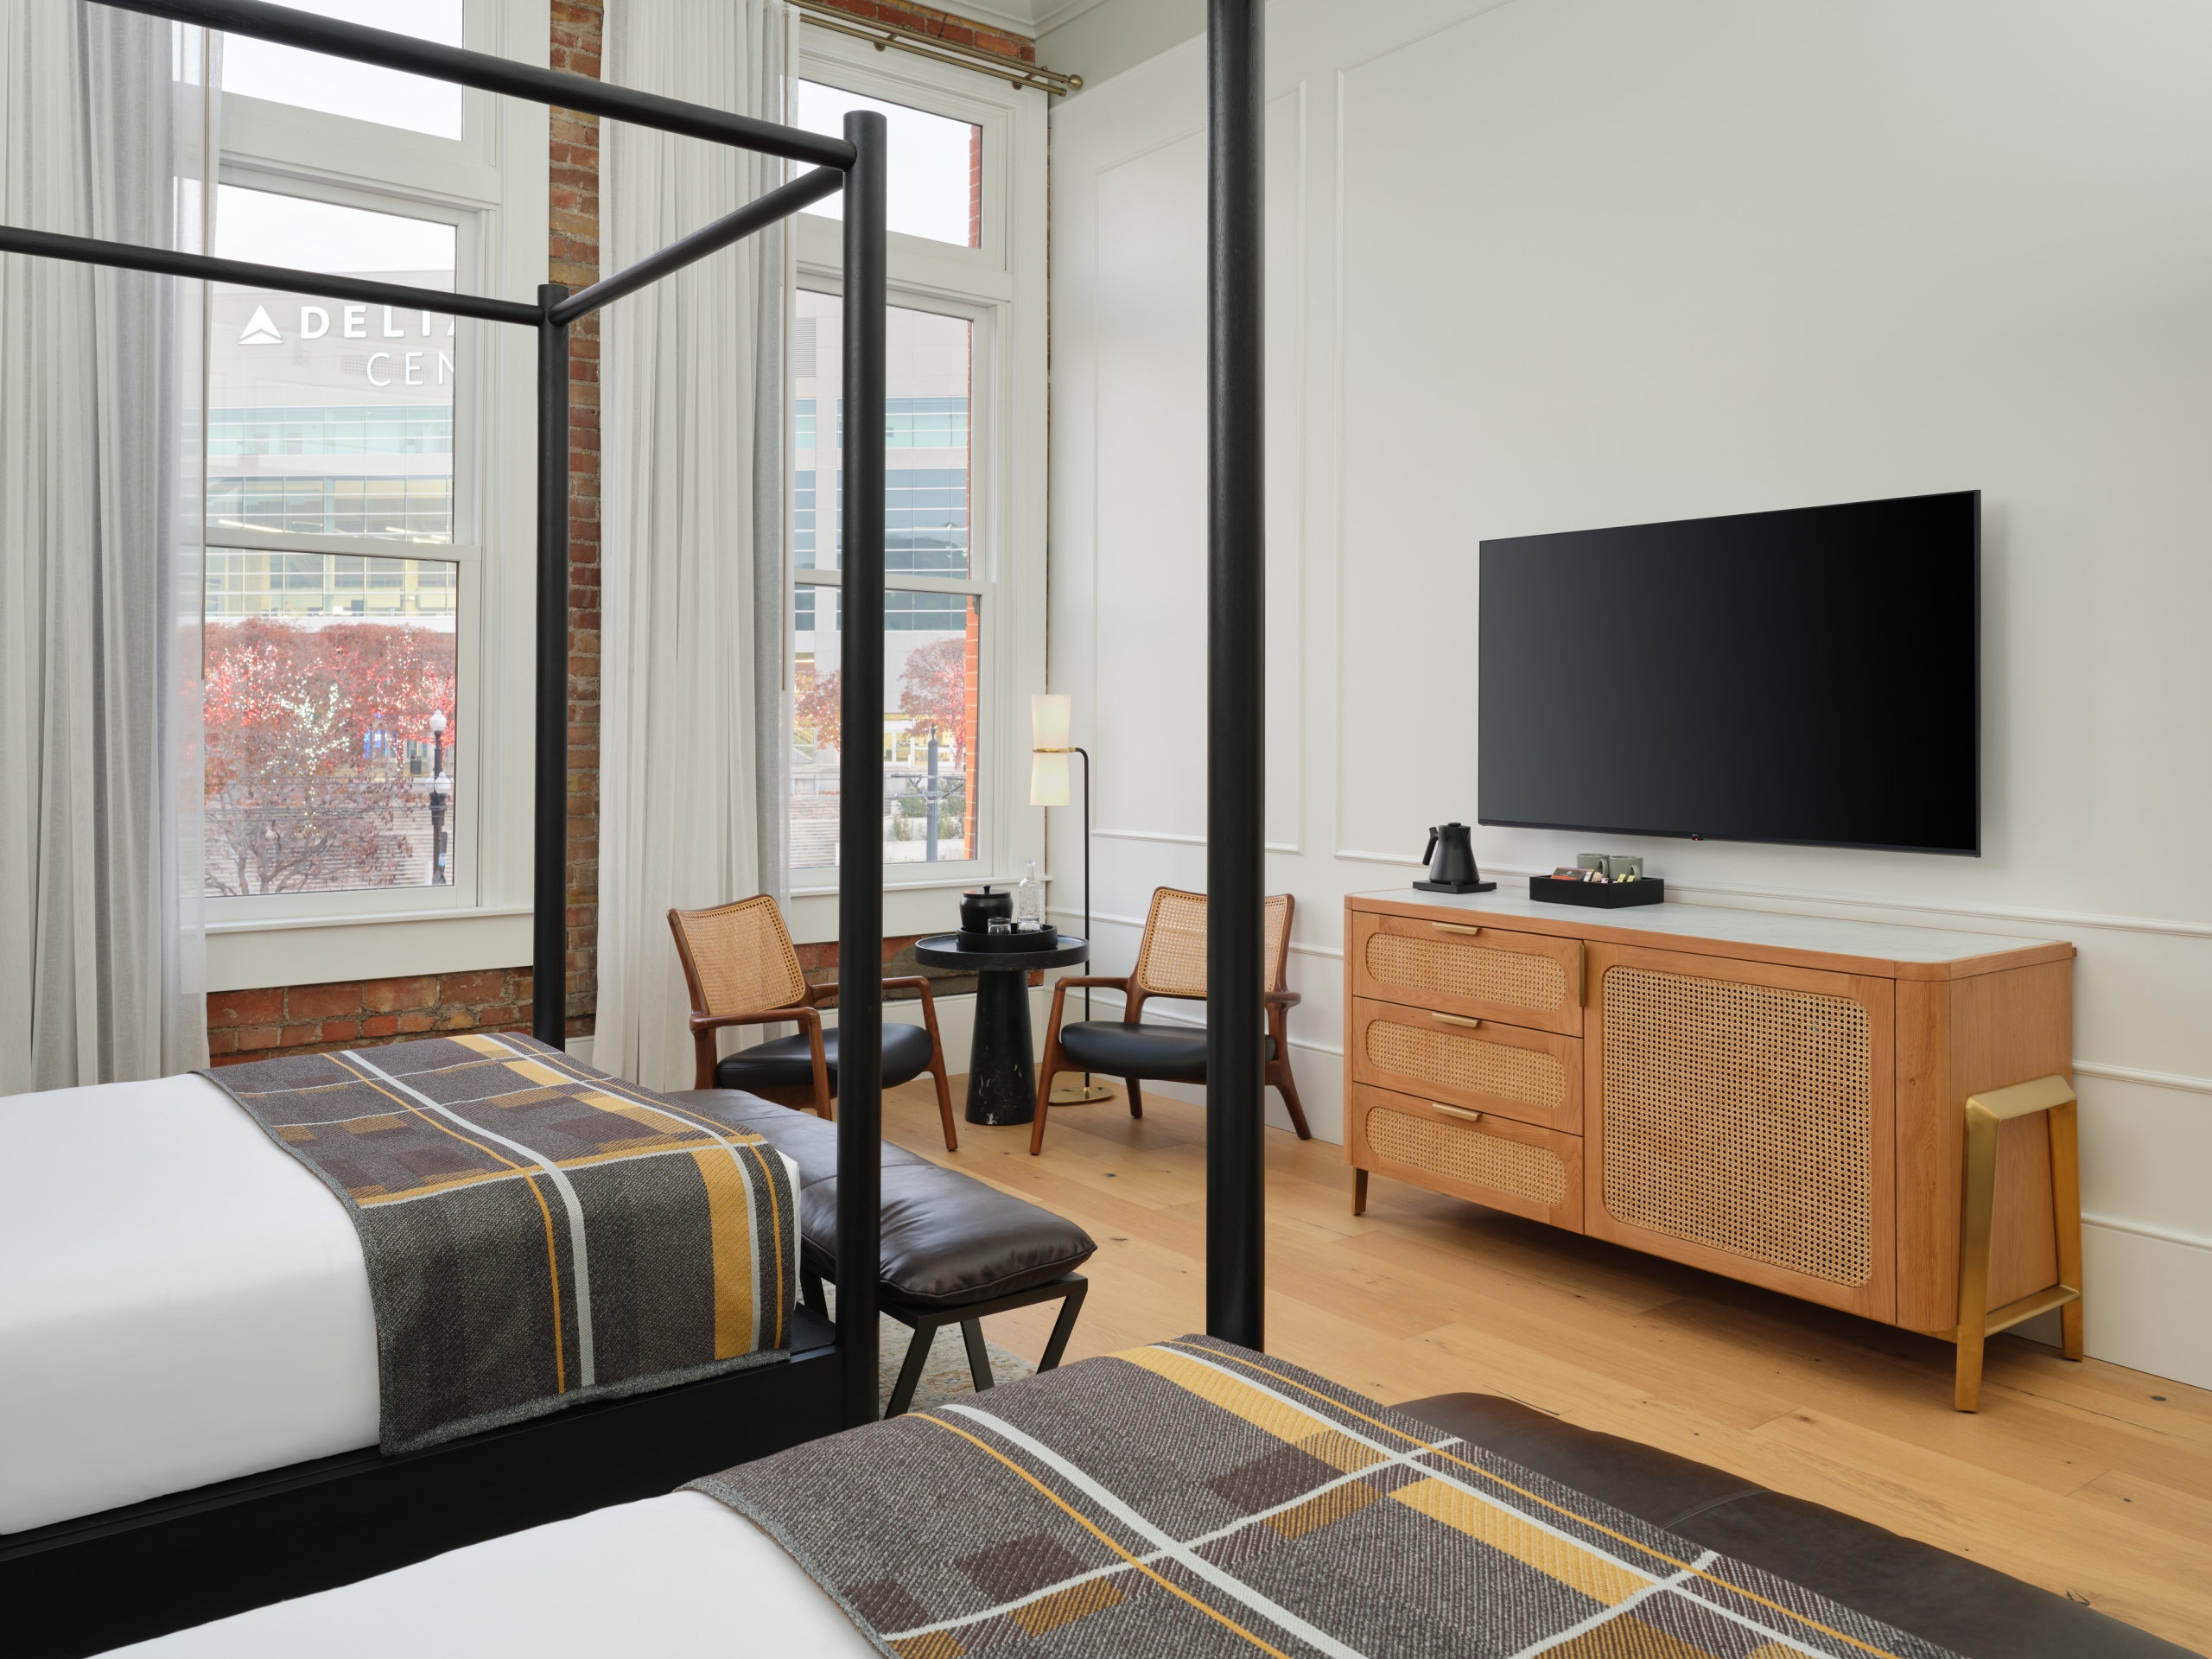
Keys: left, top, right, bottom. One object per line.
{"left": 880, "top": 1076, "right": 2212, "bottom": 1653}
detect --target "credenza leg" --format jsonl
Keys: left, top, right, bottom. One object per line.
{"left": 1352, "top": 1167, "right": 1369, "bottom": 1217}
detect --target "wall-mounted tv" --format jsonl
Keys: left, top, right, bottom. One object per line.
{"left": 1478, "top": 491, "right": 1980, "bottom": 856}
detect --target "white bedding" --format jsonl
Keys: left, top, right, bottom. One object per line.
{"left": 0, "top": 1072, "right": 803, "bottom": 1536}
{"left": 105, "top": 1491, "right": 878, "bottom": 1656}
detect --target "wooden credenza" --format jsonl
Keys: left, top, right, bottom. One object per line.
{"left": 1343, "top": 889, "right": 2075, "bottom": 1338}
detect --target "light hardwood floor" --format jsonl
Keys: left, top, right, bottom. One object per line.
{"left": 880, "top": 1075, "right": 2212, "bottom": 1653}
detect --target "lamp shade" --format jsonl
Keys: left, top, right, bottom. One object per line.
{"left": 1031, "top": 693, "right": 1071, "bottom": 753}
{"left": 1030, "top": 751, "right": 1070, "bottom": 807}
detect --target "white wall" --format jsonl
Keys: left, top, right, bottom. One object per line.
{"left": 1046, "top": 0, "right": 2212, "bottom": 1388}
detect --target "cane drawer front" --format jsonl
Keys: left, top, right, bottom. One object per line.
{"left": 1588, "top": 945, "right": 1896, "bottom": 1321}
{"left": 1351, "top": 997, "right": 1582, "bottom": 1134}
{"left": 1351, "top": 1084, "right": 1582, "bottom": 1229}
{"left": 1351, "top": 912, "right": 1583, "bottom": 1036}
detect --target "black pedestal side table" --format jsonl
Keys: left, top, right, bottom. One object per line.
{"left": 912, "top": 933, "right": 1089, "bottom": 1127}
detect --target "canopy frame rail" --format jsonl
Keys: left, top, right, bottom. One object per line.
{"left": 0, "top": 0, "right": 890, "bottom": 1442}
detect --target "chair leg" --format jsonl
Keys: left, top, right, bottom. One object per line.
{"left": 802, "top": 1268, "right": 828, "bottom": 1318}
{"left": 1028, "top": 1027, "right": 1065, "bottom": 1156}
{"left": 1352, "top": 1167, "right": 1369, "bottom": 1217}
{"left": 1271, "top": 1058, "right": 1313, "bottom": 1141}
{"left": 960, "top": 1318, "right": 995, "bottom": 1393}
{"left": 1039, "top": 1276, "right": 1089, "bottom": 1372}
{"left": 885, "top": 1319, "right": 938, "bottom": 1419}
{"left": 927, "top": 1047, "right": 958, "bottom": 1154}
{"left": 1125, "top": 1077, "right": 1144, "bottom": 1119}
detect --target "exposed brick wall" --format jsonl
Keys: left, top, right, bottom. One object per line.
{"left": 551, "top": 0, "right": 603, "bottom": 1041}
{"left": 208, "top": 973, "right": 534, "bottom": 1067}
{"left": 810, "top": 0, "right": 1039, "bottom": 66}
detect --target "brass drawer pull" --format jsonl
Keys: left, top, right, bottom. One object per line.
{"left": 1433, "top": 1103, "right": 1485, "bottom": 1124}
{"left": 1432, "top": 922, "right": 1484, "bottom": 937}
{"left": 1432, "top": 1012, "right": 1484, "bottom": 1030}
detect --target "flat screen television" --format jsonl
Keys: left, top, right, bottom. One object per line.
{"left": 1478, "top": 491, "right": 1980, "bottom": 856}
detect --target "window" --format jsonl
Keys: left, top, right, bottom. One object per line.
{"left": 794, "top": 81, "right": 980, "bottom": 250}
{"left": 203, "top": 186, "right": 470, "bottom": 899}
{"left": 221, "top": 0, "right": 466, "bottom": 139}
{"left": 791, "top": 289, "right": 982, "bottom": 869}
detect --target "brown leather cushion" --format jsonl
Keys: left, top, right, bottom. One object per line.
{"left": 666, "top": 1090, "right": 1096, "bottom": 1311}
{"left": 713, "top": 1021, "right": 936, "bottom": 1096}
{"left": 1397, "top": 1393, "right": 2202, "bottom": 1659}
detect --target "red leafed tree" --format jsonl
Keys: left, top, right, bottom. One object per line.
{"left": 203, "top": 617, "right": 456, "bottom": 894}
{"left": 796, "top": 663, "right": 842, "bottom": 755}
{"left": 899, "top": 637, "right": 969, "bottom": 763}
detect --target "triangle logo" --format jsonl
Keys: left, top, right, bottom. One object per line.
{"left": 238, "top": 304, "right": 283, "bottom": 346}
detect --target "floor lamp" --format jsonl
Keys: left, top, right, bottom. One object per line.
{"left": 1032, "top": 695, "right": 1113, "bottom": 1104}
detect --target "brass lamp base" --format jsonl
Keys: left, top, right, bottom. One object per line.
{"left": 1049, "top": 1082, "right": 1116, "bottom": 1104}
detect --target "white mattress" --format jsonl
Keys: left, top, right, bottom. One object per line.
{"left": 103, "top": 1491, "right": 877, "bottom": 1656}
{"left": 0, "top": 1073, "right": 802, "bottom": 1535}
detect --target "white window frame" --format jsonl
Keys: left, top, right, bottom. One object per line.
{"left": 785, "top": 24, "right": 1049, "bottom": 943}
{"left": 203, "top": 0, "right": 549, "bottom": 995}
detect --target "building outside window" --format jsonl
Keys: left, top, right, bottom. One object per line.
{"left": 196, "top": 0, "right": 544, "bottom": 957}
{"left": 786, "top": 48, "right": 1043, "bottom": 896}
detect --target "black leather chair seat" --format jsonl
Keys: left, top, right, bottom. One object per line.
{"left": 1058, "top": 1020, "right": 1275, "bottom": 1082}
{"left": 668, "top": 1090, "right": 1097, "bottom": 1308}
{"left": 713, "top": 1020, "right": 935, "bottom": 1096}
{"left": 1397, "top": 1393, "right": 2201, "bottom": 1659}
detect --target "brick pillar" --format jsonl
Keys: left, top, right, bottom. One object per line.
{"left": 550, "top": 1, "right": 603, "bottom": 1040}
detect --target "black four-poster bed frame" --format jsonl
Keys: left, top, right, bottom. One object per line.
{"left": 0, "top": 1, "right": 1269, "bottom": 1653}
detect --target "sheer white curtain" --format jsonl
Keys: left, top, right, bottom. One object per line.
{"left": 0, "top": 2, "right": 210, "bottom": 1094}
{"left": 595, "top": 0, "right": 792, "bottom": 1090}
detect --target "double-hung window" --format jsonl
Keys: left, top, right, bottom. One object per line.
{"left": 197, "top": 2, "right": 546, "bottom": 976}
{"left": 786, "top": 28, "right": 1047, "bottom": 919}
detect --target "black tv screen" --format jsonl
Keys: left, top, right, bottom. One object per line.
{"left": 1478, "top": 492, "right": 1980, "bottom": 856}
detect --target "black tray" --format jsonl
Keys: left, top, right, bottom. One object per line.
{"left": 953, "top": 925, "right": 1061, "bottom": 953}
{"left": 1528, "top": 876, "right": 1665, "bottom": 909}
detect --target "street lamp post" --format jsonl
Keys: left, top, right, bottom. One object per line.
{"left": 428, "top": 709, "right": 449, "bottom": 886}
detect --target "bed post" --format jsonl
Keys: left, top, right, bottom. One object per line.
{"left": 1205, "top": 0, "right": 1268, "bottom": 1351}
{"left": 533, "top": 284, "right": 571, "bottom": 1047}
{"left": 837, "top": 110, "right": 890, "bottom": 1428}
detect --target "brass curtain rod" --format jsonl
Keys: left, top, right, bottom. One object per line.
{"left": 793, "top": 3, "right": 1081, "bottom": 96}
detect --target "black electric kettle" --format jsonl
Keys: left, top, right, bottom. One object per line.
{"left": 1414, "top": 823, "right": 1495, "bottom": 894}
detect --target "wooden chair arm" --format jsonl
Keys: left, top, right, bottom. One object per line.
{"left": 689, "top": 1005, "right": 818, "bottom": 1034}
{"left": 881, "top": 976, "right": 948, "bottom": 1052}
{"left": 689, "top": 1006, "right": 821, "bottom": 1091}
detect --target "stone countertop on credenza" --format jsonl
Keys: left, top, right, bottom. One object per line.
{"left": 1350, "top": 886, "right": 2072, "bottom": 980}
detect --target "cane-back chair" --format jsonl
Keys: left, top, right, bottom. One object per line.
{"left": 668, "top": 894, "right": 957, "bottom": 1152}
{"left": 1029, "top": 887, "right": 1309, "bottom": 1155}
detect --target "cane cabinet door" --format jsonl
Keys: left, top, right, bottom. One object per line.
{"left": 1586, "top": 943, "right": 1896, "bottom": 1320}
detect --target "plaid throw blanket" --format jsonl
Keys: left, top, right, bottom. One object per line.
{"left": 202, "top": 1033, "right": 793, "bottom": 1453}
{"left": 695, "top": 1335, "right": 1965, "bottom": 1659}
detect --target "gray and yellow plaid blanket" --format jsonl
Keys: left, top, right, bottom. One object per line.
{"left": 202, "top": 1033, "right": 793, "bottom": 1453}
{"left": 696, "top": 1335, "right": 1964, "bottom": 1659}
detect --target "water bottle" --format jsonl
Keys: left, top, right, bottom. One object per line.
{"left": 1014, "top": 859, "right": 1045, "bottom": 931}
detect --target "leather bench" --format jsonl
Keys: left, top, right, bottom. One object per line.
{"left": 1398, "top": 1393, "right": 2202, "bottom": 1659}
{"left": 671, "top": 1090, "right": 1096, "bottom": 1416}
